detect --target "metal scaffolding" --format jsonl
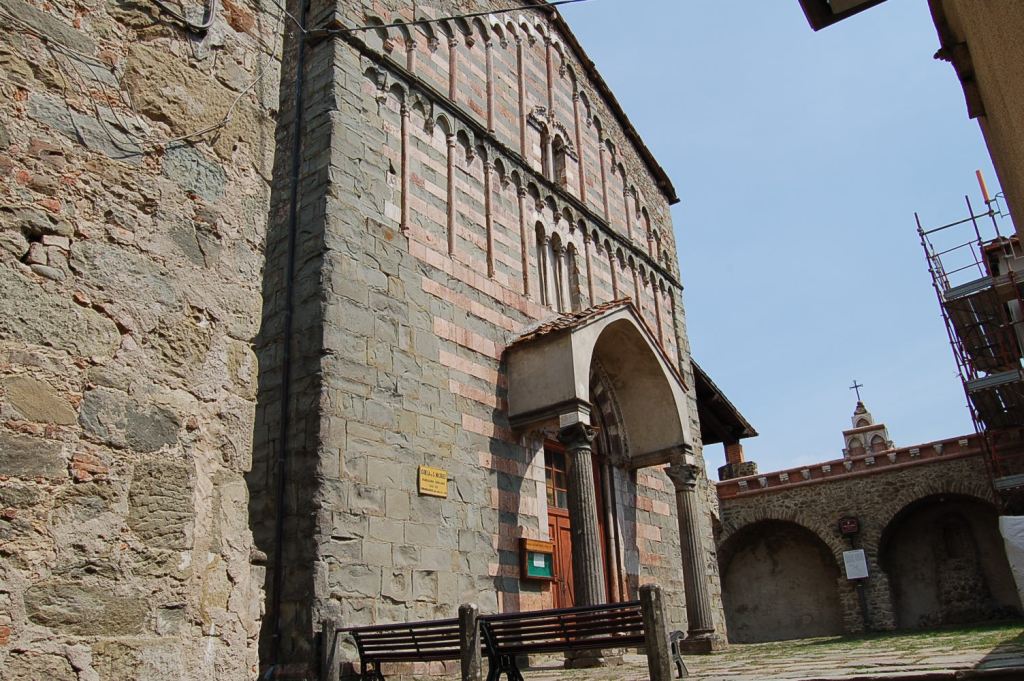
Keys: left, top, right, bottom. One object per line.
{"left": 917, "top": 190, "right": 1024, "bottom": 487}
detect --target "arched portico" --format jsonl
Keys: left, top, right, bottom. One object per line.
{"left": 506, "top": 300, "right": 721, "bottom": 648}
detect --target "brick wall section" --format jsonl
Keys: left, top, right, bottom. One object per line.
{"left": 0, "top": 0, "right": 282, "bottom": 677}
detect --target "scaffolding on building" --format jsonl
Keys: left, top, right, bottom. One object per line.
{"left": 916, "top": 185, "right": 1024, "bottom": 494}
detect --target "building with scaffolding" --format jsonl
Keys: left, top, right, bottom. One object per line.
{"left": 916, "top": 186, "right": 1024, "bottom": 508}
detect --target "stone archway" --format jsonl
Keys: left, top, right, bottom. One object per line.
{"left": 718, "top": 520, "right": 844, "bottom": 643}
{"left": 505, "top": 300, "right": 722, "bottom": 647}
{"left": 880, "top": 494, "right": 1022, "bottom": 629}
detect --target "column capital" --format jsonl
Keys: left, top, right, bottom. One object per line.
{"left": 667, "top": 462, "right": 701, "bottom": 491}
{"left": 557, "top": 422, "right": 596, "bottom": 450}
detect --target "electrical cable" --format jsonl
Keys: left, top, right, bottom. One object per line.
{"left": 150, "top": 0, "right": 218, "bottom": 33}
{"left": 2, "top": 0, "right": 595, "bottom": 152}
{"left": 2, "top": 1, "right": 284, "bottom": 153}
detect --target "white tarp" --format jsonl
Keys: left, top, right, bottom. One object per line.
{"left": 998, "top": 516, "right": 1024, "bottom": 603}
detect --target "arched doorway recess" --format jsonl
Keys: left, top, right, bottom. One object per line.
{"left": 718, "top": 520, "right": 844, "bottom": 643}
{"left": 880, "top": 494, "right": 1021, "bottom": 629}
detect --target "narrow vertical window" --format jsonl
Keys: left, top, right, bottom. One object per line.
{"left": 553, "top": 137, "right": 569, "bottom": 188}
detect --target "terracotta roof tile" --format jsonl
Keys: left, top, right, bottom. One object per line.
{"left": 510, "top": 299, "right": 635, "bottom": 347}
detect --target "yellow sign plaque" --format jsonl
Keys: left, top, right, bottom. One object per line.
{"left": 418, "top": 465, "right": 448, "bottom": 498}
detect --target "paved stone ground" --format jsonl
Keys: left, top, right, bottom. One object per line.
{"left": 400, "top": 622, "right": 1024, "bottom": 680}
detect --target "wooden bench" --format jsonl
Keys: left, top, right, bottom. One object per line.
{"left": 322, "top": 586, "right": 684, "bottom": 681}
{"left": 338, "top": 616, "right": 463, "bottom": 681}
{"left": 479, "top": 589, "right": 687, "bottom": 681}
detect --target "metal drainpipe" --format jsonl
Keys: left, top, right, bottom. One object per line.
{"left": 269, "top": 0, "right": 310, "bottom": 670}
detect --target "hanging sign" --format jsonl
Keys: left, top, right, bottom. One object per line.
{"left": 843, "top": 549, "right": 869, "bottom": 580}
{"left": 838, "top": 516, "right": 860, "bottom": 536}
{"left": 418, "top": 465, "right": 448, "bottom": 498}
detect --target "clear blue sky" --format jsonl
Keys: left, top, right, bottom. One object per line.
{"left": 560, "top": 0, "right": 1007, "bottom": 475}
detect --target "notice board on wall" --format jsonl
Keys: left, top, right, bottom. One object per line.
{"left": 520, "top": 538, "right": 555, "bottom": 581}
{"left": 843, "top": 549, "right": 869, "bottom": 580}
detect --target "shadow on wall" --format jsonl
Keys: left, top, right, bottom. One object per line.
{"left": 879, "top": 494, "right": 1023, "bottom": 630}
{"left": 718, "top": 520, "right": 844, "bottom": 644}
{"left": 246, "top": 0, "right": 326, "bottom": 674}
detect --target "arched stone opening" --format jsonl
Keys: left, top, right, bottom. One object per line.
{"left": 879, "top": 494, "right": 1022, "bottom": 629}
{"left": 583, "top": 318, "right": 689, "bottom": 469}
{"left": 506, "top": 301, "right": 721, "bottom": 645}
{"left": 506, "top": 302, "right": 688, "bottom": 467}
{"left": 718, "top": 520, "right": 843, "bottom": 643}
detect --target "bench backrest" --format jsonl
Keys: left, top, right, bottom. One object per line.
{"left": 342, "top": 617, "right": 462, "bottom": 663}
{"left": 480, "top": 601, "right": 646, "bottom": 657}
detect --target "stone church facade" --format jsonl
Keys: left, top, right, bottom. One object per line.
{"left": 0, "top": 1, "right": 732, "bottom": 679}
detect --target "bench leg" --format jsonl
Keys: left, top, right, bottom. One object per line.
{"left": 673, "top": 653, "right": 688, "bottom": 679}
{"left": 669, "top": 631, "right": 689, "bottom": 679}
{"left": 485, "top": 654, "right": 524, "bottom": 681}
{"left": 362, "top": 660, "right": 386, "bottom": 681}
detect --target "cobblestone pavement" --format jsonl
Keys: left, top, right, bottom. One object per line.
{"left": 405, "top": 622, "right": 1024, "bottom": 680}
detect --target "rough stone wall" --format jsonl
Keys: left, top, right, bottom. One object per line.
{"left": 0, "top": 0, "right": 281, "bottom": 677}
{"left": 717, "top": 451, "right": 1019, "bottom": 639}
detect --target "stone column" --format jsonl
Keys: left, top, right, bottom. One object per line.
{"left": 558, "top": 422, "right": 606, "bottom": 607}
{"left": 583, "top": 231, "right": 595, "bottom": 305}
{"left": 517, "top": 186, "right": 530, "bottom": 298}
{"left": 406, "top": 40, "right": 417, "bottom": 74}
{"left": 446, "top": 135, "right": 457, "bottom": 256}
{"left": 400, "top": 102, "right": 410, "bottom": 234}
{"left": 483, "top": 160, "right": 494, "bottom": 277}
{"left": 515, "top": 36, "right": 527, "bottom": 158}
{"left": 666, "top": 461, "right": 724, "bottom": 653}
{"left": 573, "top": 92, "right": 586, "bottom": 202}
{"left": 485, "top": 40, "right": 495, "bottom": 133}
{"left": 598, "top": 142, "right": 610, "bottom": 219}
{"left": 652, "top": 278, "right": 664, "bottom": 346}
{"left": 448, "top": 37, "right": 459, "bottom": 102}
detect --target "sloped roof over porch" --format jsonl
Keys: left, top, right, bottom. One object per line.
{"left": 505, "top": 300, "right": 693, "bottom": 469}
